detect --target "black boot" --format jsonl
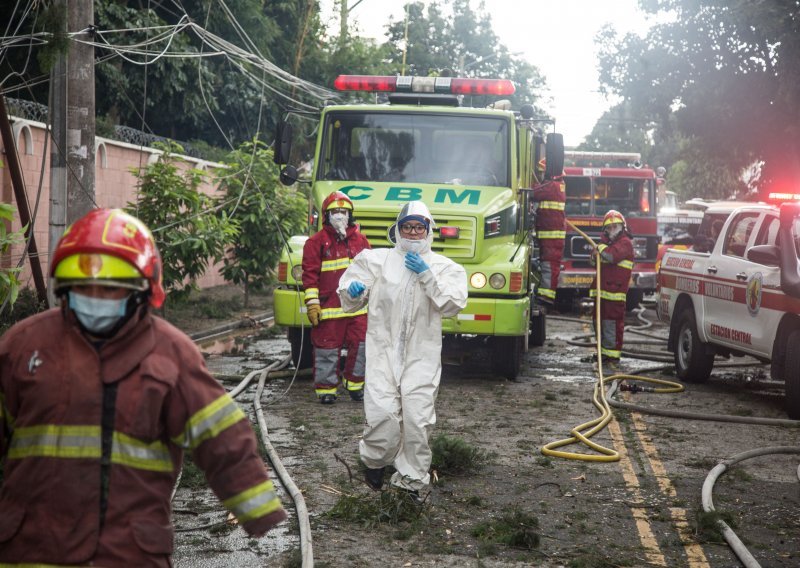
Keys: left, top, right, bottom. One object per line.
{"left": 349, "top": 389, "right": 364, "bottom": 402}
{"left": 364, "top": 467, "right": 385, "bottom": 490}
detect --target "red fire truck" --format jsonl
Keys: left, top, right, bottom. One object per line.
{"left": 557, "top": 151, "right": 662, "bottom": 310}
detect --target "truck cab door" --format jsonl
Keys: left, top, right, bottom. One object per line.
{"left": 704, "top": 211, "right": 775, "bottom": 354}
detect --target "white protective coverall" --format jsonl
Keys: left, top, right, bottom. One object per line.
{"left": 337, "top": 201, "right": 467, "bottom": 492}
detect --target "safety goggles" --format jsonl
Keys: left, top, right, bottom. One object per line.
{"left": 399, "top": 223, "right": 427, "bottom": 234}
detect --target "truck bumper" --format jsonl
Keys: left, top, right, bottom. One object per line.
{"left": 274, "top": 288, "right": 529, "bottom": 336}
{"left": 557, "top": 270, "right": 657, "bottom": 290}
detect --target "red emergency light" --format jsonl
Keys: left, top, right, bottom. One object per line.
{"left": 439, "top": 226, "right": 460, "bottom": 239}
{"left": 768, "top": 191, "right": 800, "bottom": 201}
{"left": 334, "top": 75, "right": 515, "bottom": 96}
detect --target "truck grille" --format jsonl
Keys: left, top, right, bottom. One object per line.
{"left": 357, "top": 212, "right": 476, "bottom": 260}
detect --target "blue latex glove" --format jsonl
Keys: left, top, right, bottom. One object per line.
{"left": 347, "top": 280, "right": 366, "bottom": 298}
{"left": 405, "top": 252, "right": 429, "bottom": 274}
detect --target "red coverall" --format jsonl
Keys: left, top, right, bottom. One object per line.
{"left": 532, "top": 178, "right": 566, "bottom": 301}
{"left": 302, "top": 223, "right": 371, "bottom": 397}
{"left": 0, "top": 307, "right": 286, "bottom": 567}
{"left": 589, "top": 232, "right": 634, "bottom": 360}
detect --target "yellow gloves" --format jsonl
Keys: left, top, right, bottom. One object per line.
{"left": 306, "top": 303, "right": 321, "bottom": 326}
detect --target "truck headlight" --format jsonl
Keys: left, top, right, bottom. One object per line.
{"left": 470, "top": 272, "right": 487, "bottom": 289}
{"left": 489, "top": 273, "right": 506, "bottom": 290}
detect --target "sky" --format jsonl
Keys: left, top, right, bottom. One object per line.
{"left": 320, "top": 0, "right": 654, "bottom": 147}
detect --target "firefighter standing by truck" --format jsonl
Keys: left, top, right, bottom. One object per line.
{"left": 0, "top": 209, "right": 286, "bottom": 567}
{"left": 302, "top": 191, "right": 371, "bottom": 404}
{"left": 531, "top": 159, "right": 566, "bottom": 304}
{"left": 590, "top": 210, "right": 634, "bottom": 367}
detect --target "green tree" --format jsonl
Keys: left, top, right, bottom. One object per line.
{"left": 596, "top": 1, "right": 800, "bottom": 198}
{"left": 216, "top": 140, "right": 306, "bottom": 307}
{"left": 0, "top": 202, "right": 27, "bottom": 310}
{"left": 128, "top": 142, "right": 237, "bottom": 303}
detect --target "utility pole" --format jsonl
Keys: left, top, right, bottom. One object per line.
{"left": 49, "top": 0, "right": 95, "bottom": 268}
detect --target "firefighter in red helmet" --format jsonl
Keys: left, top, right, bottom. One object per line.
{"left": 0, "top": 209, "right": 286, "bottom": 567}
{"left": 530, "top": 158, "right": 566, "bottom": 304}
{"left": 302, "top": 191, "right": 371, "bottom": 403}
{"left": 589, "top": 209, "right": 634, "bottom": 367}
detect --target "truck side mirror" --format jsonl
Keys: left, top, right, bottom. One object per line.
{"left": 746, "top": 244, "right": 780, "bottom": 266}
{"left": 279, "top": 165, "right": 299, "bottom": 186}
{"left": 273, "top": 121, "right": 293, "bottom": 165}
{"left": 545, "top": 133, "right": 564, "bottom": 180}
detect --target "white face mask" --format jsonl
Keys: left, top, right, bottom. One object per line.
{"left": 329, "top": 212, "right": 349, "bottom": 237}
{"left": 69, "top": 291, "right": 129, "bottom": 335}
{"left": 606, "top": 225, "right": 623, "bottom": 240}
{"left": 399, "top": 237, "right": 427, "bottom": 254}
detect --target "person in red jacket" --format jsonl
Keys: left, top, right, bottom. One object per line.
{"left": 531, "top": 162, "right": 566, "bottom": 303}
{"left": 589, "top": 209, "right": 634, "bottom": 367}
{"left": 0, "top": 209, "right": 286, "bottom": 568}
{"left": 302, "top": 191, "right": 371, "bottom": 404}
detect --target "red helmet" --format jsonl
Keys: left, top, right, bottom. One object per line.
{"left": 603, "top": 209, "right": 626, "bottom": 228}
{"left": 50, "top": 208, "right": 166, "bottom": 308}
{"left": 321, "top": 191, "right": 353, "bottom": 213}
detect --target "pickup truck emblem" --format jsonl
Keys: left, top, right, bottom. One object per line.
{"left": 747, "top": 273, "right": 763, "bottom": 315}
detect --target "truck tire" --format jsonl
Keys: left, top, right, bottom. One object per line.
{"left": 783, "top": 329, "right": 800, "bottom": 419}
{"left": 288, "top": 327, "right": 313, "bottom": 370}
{"left": 673, "top": 309, "right": 714, "bottom": 383}
{"left": 491, "top": 335, "right": 523, "bottom": 380}
{"left": 530, "top": 312, "right": 546, "bottom": 347}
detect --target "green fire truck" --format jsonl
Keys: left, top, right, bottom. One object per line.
{"left": 272, "top": 74, "right": 564, "bottom": 380}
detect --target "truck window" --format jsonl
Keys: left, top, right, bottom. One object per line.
{"left": 564, "top": 176, "right": 652, "bottom": 218}
{"left": 753, "top": 215, "right": 779, "bottom": 248}
{"left": 318, "top": 112, "right": 509, "bottom": 186}
{"left": 723, "top": 212, "right": 759, "bottom": 258}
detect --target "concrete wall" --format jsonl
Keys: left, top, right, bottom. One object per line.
{"left": 1, "top": 117, "right": 228, "bottom": 293}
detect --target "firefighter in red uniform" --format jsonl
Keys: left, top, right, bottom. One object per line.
{"left": 302, "top": 191, "right": 371, "bottom": 404}
{"left": 0, "top": 209, "right": 286, "bottom": 567}
{"left": 590, "top": 210, "right": 634, "bottom": 366}
{"left": 531, "top": 159, "right": 566, "bottom": 303}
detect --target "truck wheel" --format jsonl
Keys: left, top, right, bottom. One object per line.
{"left": 783, "top": 329, "right": 800, "bottom": 419}
{"left": 530, "top": 312, "right": 546, "bottom": 347}
{"left": 491, "top": 335, "right": 523, "bottom": 380}
{"left": 674, "top": 309, "right": 714, "bottom": 383}
{"left": 288, "top": 327, "right": 313, "bottom": 370}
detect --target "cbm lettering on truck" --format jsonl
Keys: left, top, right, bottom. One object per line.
{"left": 272, "top": 74, "right": 565, "bottom": 380}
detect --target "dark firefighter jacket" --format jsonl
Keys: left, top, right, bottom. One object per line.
{"left": 0, "top": 306, "right": 286, "bottom": 567}
{"left": 302, "top": 223, "right": 370, "bottom": 321}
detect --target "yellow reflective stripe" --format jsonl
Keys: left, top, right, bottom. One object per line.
{"left": 601, "top": 348, "right": 621, "bottom": 358}
{"left": 316, "top": 387, "right": 338, "bottom": 395}
{"left": 172, "top": 394, "right": 246, "bottom": 450}
{"left": 321, "top": 258, "right": 351, "bottom": 272}
{"left": 112, "top": 432, "right": 173, "bottom": 472}
{"left": 343, "top": 379, "right": 363, "bottom": 392}
{"left": 538, "top": 288, "right": 556, "bottom": 299}
{"left": 589, "top": 290, "right": 626, "bottom": 301}
{"left": 618, "top": 260, "right": 634, "bottom": 269}
{"left": 304, "top": 288, "right": 319, "bottom": 302}
{"left": 320, "top": 307, "right": 367, "bottom": 320}
{"left": 597, "top": 244, "right": 608, "bottom": 254}
{"left": 223, "top": 480, "right": 283, "bottom": 524}
{"left": 537, "top": 230, "right": 565, "bottom": 239}
{"left": 539, "top": 201, "right": 565, "bottom": 210}
{"left": 8, "top": 425, "right": 101, "bottom": 459}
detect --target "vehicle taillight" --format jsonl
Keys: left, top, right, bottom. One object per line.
{"left": 509, "top": 271, "right": 523, "bottom": 293}
{"left": 439, "top": 226, "right": 460, "bottom": 239}
{"left": 278, "top": 262, "right": 287, "bottom": 282}
{"left": 334, "top": 75, "right": 515, "bottom": 96}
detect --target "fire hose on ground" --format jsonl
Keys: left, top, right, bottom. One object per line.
{"left": 541, "top": 220, "right": 800, "bottom": 568}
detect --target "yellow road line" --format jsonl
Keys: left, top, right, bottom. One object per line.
{"left": 630, "top": 410, "right": 710, "bottom": 567}
{"left": 608, "top": 418, "right": 667, "bottom": 566}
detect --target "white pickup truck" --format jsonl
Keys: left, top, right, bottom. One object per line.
{"left": 657, "top": 201, "right": 800, "bottom": 418}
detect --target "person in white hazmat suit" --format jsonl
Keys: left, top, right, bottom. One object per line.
{"left": 337, "top": 201, "right": 467, "bottom": 498}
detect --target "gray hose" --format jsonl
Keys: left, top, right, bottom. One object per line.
{"left": 252, "top": 355, "right": 314, "bottom": 568}
{"left": 701, "top": 446, "right": 800, "bottom": 568}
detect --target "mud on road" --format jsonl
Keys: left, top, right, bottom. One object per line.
{"left": 173, "top": 307, "right": 799, "bottom": 568}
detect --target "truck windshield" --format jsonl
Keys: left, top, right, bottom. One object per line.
{"left": 565, "top": 176, "right": 654, "bottom": 218}
{"left": 318, "top": 111, "right": 509, "bottom": 187}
